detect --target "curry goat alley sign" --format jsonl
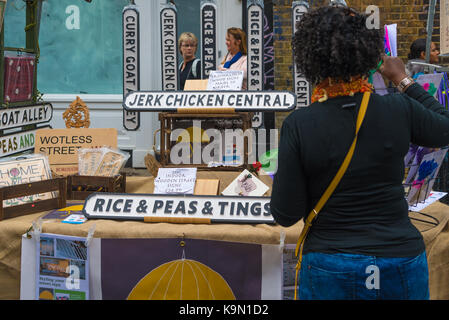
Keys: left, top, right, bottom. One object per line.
{"left": 123, "top": 91, "right": 296, "bottom": 112}
{"left": 83, "top": 193, "right": 275, "bottom": 224}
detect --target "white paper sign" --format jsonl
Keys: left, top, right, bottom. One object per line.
{"left": 415, "top": 73, "right": 444, "bottom": 98}
{"left": 154, "top": 167, "right": 197, "bottom": 194}
{"left": 221, "top": 169, "right": 269, "bottom": 197}
{"left": 207, "top": 70, "right": 243, "bottom": 91}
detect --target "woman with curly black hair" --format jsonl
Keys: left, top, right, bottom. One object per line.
{"left": 270, "top": 5, "right": 449, "bottom": 300}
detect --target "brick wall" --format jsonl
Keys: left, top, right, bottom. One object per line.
{"left": 273, "top": 0, "right": 449, "bottom": 128}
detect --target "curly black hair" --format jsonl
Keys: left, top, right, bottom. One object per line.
{"left": 292, "top": 6, "right": 384, "bottom": 85}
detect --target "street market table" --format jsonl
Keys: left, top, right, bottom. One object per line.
{"left": 0, "top": 173, "right": 448, "bottom": 299}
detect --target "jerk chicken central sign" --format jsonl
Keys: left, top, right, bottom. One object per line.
{"left": 123, "top": 91, "right": 296, "bottom": 112}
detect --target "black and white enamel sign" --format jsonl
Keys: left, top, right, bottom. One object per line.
{"left": 292, "top": 1, "right": 311, "bottom": 108}
{"left": 122, "top": 4, "right": 140, "bottom": 131}
{"left": 0, "top": 126, "right": 50, "bottom": 158}
{"left": 123, "top": 90, "right": 296, "bottom": 112}
{"left": 160, "top": 4, "right": 179, "bottom": 91}
{"left": 0, "top": 103, "right": 52, "bottom": 130}
{"left": 200, "top": 0, "right": 217, "bottom": 79}
{"left": 83, "top": 193, "right": 274, "bottom": 224}
{"left": 247, "top": 0, "right": 265, "bottom": 128}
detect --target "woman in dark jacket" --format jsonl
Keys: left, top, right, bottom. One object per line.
{"left": 270, "top": 5, "right": 449, "bottom": 300}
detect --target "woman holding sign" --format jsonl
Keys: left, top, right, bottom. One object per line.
{"left": 178, "top": 32, "right": 202, "bottom": 90}
{"left": 218, "top": 27, "right": 247, "bottom": 90}
{"left": 270, "top": 5, "right": 449, "bottom": 300}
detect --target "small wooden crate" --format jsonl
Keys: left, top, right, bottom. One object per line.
{"left": 67, "top": 173, "right": 127, "bottom": 200}
{"left": 157, "top": 112, "right": 253, "bottom": 171}
{"left": 0, "top": 178, "right": 67, "bottom": 221}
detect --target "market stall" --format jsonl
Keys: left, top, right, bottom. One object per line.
{"left": 0, "top": 174, "right": 449, "bottom": 300}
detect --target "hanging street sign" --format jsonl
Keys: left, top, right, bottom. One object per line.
{"left": 200, "top": 0, "right": 217, "bottom": 79}
{"left": 247, "top": 0, "right": 265, "bottom": 128}
{"left": 122, "top": 4, "right": 141, "bottom": 131}
{"left": 160, "top": 3, "right": 179, "bottom": 91}
{"left": 292, "top": 1, "right": 311, "bottom": 108}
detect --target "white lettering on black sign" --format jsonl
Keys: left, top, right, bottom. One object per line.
{"left": 83, "top": 193, "right": 274, "bottom": 224}
{"left": 0, "top": 103, "right": 52, "bottom": 130}
{"left": 160, "top": 5, "right": 178, "bottom": 91}
{"left": 123, "top": 91, "right": 296, "bottom": 112}
{"left": 247, "top": 0, "right": 265, "bottom": 128}
{"left": 201, "top": 2, "right": 217, "bottom": 78}
{"left": 123, "top": 5, "right": 140, "bottom": 131}
{"left": 292, "top": 1, "right": 310, "bottom": 108}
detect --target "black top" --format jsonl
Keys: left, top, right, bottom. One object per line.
{"left": 179, "top": 58, "right": 201, "bottom": 90}
{"left": 270, "top": 83, "right": 449, "bottom": 257}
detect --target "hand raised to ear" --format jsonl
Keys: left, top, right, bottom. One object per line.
{"left": 379, "top": 54, "right": 408, "bottom": 86}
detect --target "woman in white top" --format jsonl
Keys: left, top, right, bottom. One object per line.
{"left": 218, "top": 27, "right": 248, "bottom": 90}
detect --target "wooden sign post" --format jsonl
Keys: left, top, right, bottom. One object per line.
{"left": 292, "top": 1, "right": 310, "bottom": 108}
{"left": 122, "top": 3, "right": 141, "bottom": 131}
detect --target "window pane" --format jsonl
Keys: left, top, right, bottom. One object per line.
{"left": 4, "top": 1, "right": 26, "bottom": 48}
{"left": 176, "top": 0, "right": 201, "bottom": 60}
{"left": 37, "top": 0, "right": 127, "bottom": 94}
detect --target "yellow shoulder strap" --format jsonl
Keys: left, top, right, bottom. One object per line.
{"left": 293, "top": 91, "right": 371, "bottom": 300}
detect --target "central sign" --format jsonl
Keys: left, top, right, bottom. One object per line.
{"left": 83, "top": 193, "right": 274, "bottom": 224}
{"left": 123, "top": 90, "right": 296, "bottom": 112}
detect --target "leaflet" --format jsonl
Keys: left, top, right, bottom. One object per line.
{"left": 36, "top": 233, "right": 89, "bottom": 300}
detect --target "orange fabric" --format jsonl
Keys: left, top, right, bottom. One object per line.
{"left": 311, "top": 77, "right": 373, "bottom": 103}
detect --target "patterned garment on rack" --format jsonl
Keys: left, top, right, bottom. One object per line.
{"left": 3, "top": 55, "right": 35, "bottom": 103}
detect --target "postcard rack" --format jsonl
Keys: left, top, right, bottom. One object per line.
{"left": 0, "top": 177, "right": 67, "bottom": 221}
{"left": 155, "top": 112, "right": 253, "bottom": 171}
{"left": 67, "top": 173, "right": 127, "bottom": 200}
{"left": 403, "top": 177, "right": 437, "bottom": 207}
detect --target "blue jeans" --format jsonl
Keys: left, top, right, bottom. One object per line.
{"left": 298, "top": 251, "right": 429, "bottom": 300}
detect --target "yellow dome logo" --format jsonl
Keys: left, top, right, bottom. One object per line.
{"left": 39, "top": 290, "right": 54, "bottom": 300}
{"left": 127, "top": 259, "right": 235, "bottom": 300}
